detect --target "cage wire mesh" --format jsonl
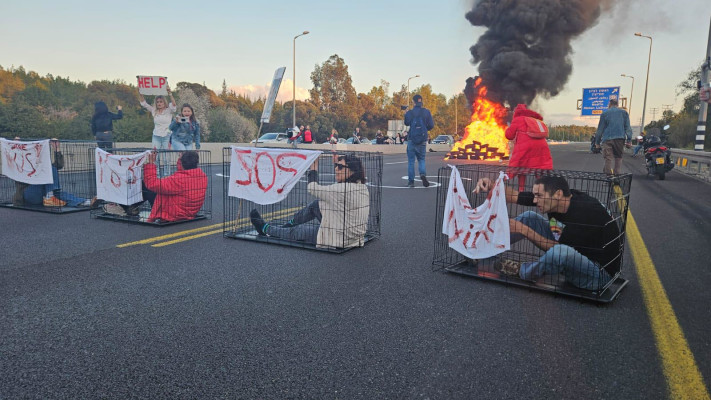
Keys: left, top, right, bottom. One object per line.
{"left": 91, "top": 149, "right": 211, "bottom": 225}
{"left": 0, "top": 139, "right": 96, "bottom": 213}
{"left": 223, "top": 148, "right": 382, "bottom": 253}
{"left": 433, "top": 164, "right": 631, "bottom": 303}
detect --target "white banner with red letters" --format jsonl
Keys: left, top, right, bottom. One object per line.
{"left": 95, "top": 148, "right": 151, "bottom": 205}
{"left": 136, "top": 75, "right": 168, "bottom": 95}
{"left": 1, "top": 138, "right": 54, "bottom": 184}
{"left": 443, "top": 167, "right": 510, "bottom": 259}
{"left": 228, "top": 146, "right": 322, "bottom": 205}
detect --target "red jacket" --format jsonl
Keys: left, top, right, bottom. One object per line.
{"left": 505, "top": 104, "right": 553, "bottom": 170}
{"left": 143, "top": 162, "right": 207, "bottom": 222}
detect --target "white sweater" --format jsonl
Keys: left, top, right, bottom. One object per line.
{"left": 140, "top": 101, "right": 177, "bottom": 137}
{"left": 308, "top": 181, "right": 370, "bottom": 249}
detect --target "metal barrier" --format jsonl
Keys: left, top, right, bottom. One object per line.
{"left": 672, "top": 149, "right": 711, "bottom": 182}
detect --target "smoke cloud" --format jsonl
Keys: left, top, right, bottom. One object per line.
{"left": 466, "top": 0, "right": 614, "bottom": 107}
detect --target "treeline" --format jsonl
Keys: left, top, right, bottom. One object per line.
{"left": 549, "top": 125, "right": 596, "bottom": 142}
{"left": 0, "top": 55, "right": 475, "bottom": 144}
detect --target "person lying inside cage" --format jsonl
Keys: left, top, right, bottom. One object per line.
{"left": 473, "top": 174, "right": 621, "bottom": 291}
{"left": 12, "top": 138, "right": 92, "bottom": 208}
{"left": 250, "top": 153, "right": 370, "bottom": 249}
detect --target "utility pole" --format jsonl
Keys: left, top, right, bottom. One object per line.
{"left": 649, "top": 107, "right": 659, "bottom": 121}
{"left": 696, "top": 17, "right": 711, "bottom": 151}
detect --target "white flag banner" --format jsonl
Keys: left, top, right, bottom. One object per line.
{"left": 1, "top": 138, "right": 54, "bottom": 185}
{"left": 443, "top": 167, "right": 510, "bottom": 259}
{"left": 95, "top": 148, "right": 151, "bottom": 205}
{"left": 228, "top": 146, "right": 322, "bottom": 205}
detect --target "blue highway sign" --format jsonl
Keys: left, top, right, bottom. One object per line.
{"left": 581, "top": 87, "right": 620, "bottom": 116}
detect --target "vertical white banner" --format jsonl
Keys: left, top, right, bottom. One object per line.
{"left": 443, "top": 167, "right": 510, "bottom": 259}
{"left": 260, "top": 67, "right": 286, "bottom": 123}
{"left": 95, "top": 149, "right": 151, "bottom": 205}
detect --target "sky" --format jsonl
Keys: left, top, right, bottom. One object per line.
{"left": 1, "top": 0, "right": 709, "bottom": 127}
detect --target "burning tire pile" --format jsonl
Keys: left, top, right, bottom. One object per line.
{"left": 446, "top": 140, "right": 508, "bottom": 161}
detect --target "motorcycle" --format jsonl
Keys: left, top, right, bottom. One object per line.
{"left": 590, "top": 136, "right": 601, "bottom": 154}
{"left": 643, "top": 134, "right": 674, "bottom": 180}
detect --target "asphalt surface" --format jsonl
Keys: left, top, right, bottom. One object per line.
{"left": 1, "top": 143, "right": 710, "bottom": 399}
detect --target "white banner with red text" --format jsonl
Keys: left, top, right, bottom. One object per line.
{"left": 95, "top": 148, "right": 151, "bottom": 205}
{"left": 1, "top": 138, "right": 54, "bottom": 184}
{"left": 443, "top": 167, "right": 510, "bottom": 259}
{"left": 228, "top": 146, "right": 322, "bottom": 205}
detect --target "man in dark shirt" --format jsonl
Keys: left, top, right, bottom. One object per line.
{"left": 474, "top": 175, "right": 621, "bottom": 291}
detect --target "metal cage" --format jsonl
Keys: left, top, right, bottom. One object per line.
{"left": 0, "top": 139, "right": 96, "bottom": 213}
{"left": 433, "top": 164, "right": 632, "bottom": 303}
{"left": 90, "top": 149, "right": 212, "bottom": 226}
{"left": 223, "top": 148, "right": 382, "bottom": 253}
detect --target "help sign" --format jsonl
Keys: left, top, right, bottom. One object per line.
{"left": 137, "top": 76, "right": 168, "bottom": 95}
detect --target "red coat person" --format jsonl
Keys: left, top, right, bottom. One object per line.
{"left": 143, "top": 155, "right": 207, "bottom": 222}
{"left": 505, "top": 104, "right": 553, "bottom": 190}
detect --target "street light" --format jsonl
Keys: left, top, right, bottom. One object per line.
{"left": 293, "top": 30, "right": 310, "bottom": 130}
{"left": 407, "top": 74, "right": 420, "bottom": 103}
{"left": 620, "top": 74, "right": 635, "bottom": 125}
{"left": 635, "top": 32, "right": 652, "bottom": 135}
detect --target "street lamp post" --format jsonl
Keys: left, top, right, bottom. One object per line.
{"left": 635, "top": 32, "right": 652, "bottom": 135}
{"left": 407, "top": 74, "right": 420, "bottom": 103}
{"left": 293, "top": 31, "right": 310, "bottom": 130}
{"left": 621, "top": 74, "right": 635, "bottom": 126}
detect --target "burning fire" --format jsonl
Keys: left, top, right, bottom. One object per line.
{"left": 447, "top": 78, "right": 509, "bottom": 161}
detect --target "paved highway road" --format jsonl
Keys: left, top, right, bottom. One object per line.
{"left": 1, "top": 143, "right": 709, "bottom": 399}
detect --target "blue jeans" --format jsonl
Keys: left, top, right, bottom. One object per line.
{"left": 633, "top": 144, "right": 642, "bottom": 156}
{"left": 406, "top": 142, "right": 426, "bottom": 183}
{"left": 23, "top": 167, "right": 86, "bottom": 207}
{"left": 513, "top": 211, "right": 611, "bottom": 291}
{"left": 170, "top": 141, "right": 194, "bottom": 151}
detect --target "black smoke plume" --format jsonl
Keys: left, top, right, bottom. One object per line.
{"left": 466, "top": 0, "right": 613, "bottom": 107}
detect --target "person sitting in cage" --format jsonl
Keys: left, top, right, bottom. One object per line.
{"left": 473, "top": 175, "right": 621, "bottom": 291}
{"left": 13, "top": 139, "right": 91, "bottom": 208}
{"left": 141, "top": 150, "right": 207, "bottom": 222}
{"left": 249, "top": 153, "right": 370, "bottom": 249}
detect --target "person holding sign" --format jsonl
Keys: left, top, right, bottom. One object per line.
{"left": 249, "top": 154, "right": 370, "bottom": 249}
{"left": 138, "top": 86, "right": 177, "bottom": 152}
{"left": 169, "top": 103, "right": 200, "bottom": 150}
{"left": 91, "top": 101, "right": 123, "bottom": 151}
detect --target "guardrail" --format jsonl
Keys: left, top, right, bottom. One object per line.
{"left": 672, "top": 149, "right": 711, "bottom": 182}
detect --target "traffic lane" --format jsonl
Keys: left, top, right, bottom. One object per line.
{"left": 0, "top": 174, "right": 665, "bottom": 399}
{"left": 554, "top": 143, "right": 711, "bottom": 391}
{"left": 621, "top": 151, "right": 711, "bottom": 385}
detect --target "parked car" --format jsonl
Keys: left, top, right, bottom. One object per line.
{"left": 346, "top": 137, "right": 372, "bottom": 145}
{"left": 251, "top": 132, "right": 288, "bottom": 143}
{"left": 431, "top": 135, "right": 455, "bottom": 144}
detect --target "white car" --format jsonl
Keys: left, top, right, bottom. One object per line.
{"left": 251, "top": 132, "right": 288, "bottom": 143}
{"left": 431, "top": 135, "right": 455, "bottom": 144}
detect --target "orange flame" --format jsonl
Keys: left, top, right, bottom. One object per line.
{"left": 447, "top": 80, "right": 509, "bottom": 161}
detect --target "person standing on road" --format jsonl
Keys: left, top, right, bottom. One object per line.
{"left": 169, "top": 103, "right": 200, "bottom": 150}
{"left": 303, "top": 125, "right": 313, "bottom": 144}
{"left": 594, "top": 98, "right": 632, "bottom": 175}
{"left": 139, "top": 87, "right": 177, "bottom": 152}
{"left": 505, "top": 104, "right": 553, "bottom": 191}
{"left": 91, "top": 101, "right": 123, "bottom": 151}
{"left": 404, "top": 94, "right": 434, "bottom": 187}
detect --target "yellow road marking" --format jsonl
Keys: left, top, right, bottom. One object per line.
{"left": 626, "top": 213, "right": 710, "bottom": 399}
{"left": 151, "top": 207, "right": 296, "bottom": 247}
{"left": 116, "top": 207, "right": 299, "bottom": 248}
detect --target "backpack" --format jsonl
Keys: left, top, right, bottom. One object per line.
{"left": 408, "top": 108, "right": 428, "bottom": 145}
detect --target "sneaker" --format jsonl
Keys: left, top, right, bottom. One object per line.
{"left": 102, "top": 203, "right": 127, "bottom": 216}
{"left": 281, "top": 220, "right": 295, "bottom": 228}
{"left": 89, "top": 196, "right": 100, "bottom": 208}
{"left": 250, "top": 209, "right": 268, "bottom": 236}
{"left": 43, "top": 196, "right": 67, "bottom": 207}
{"left": 494, "top": 259, "right": 521, "bottom": 277}
{"left": 420, "top": 174, "right": 430, "bottom": 187}
{"left": 407, "top": 182, "right": 415, "bottom": 188}
{"left": 79, "top": 199, "right": 92, "bottom": 207}
{"left": 126, "top": 203, "right": 142, "bottom": 216}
